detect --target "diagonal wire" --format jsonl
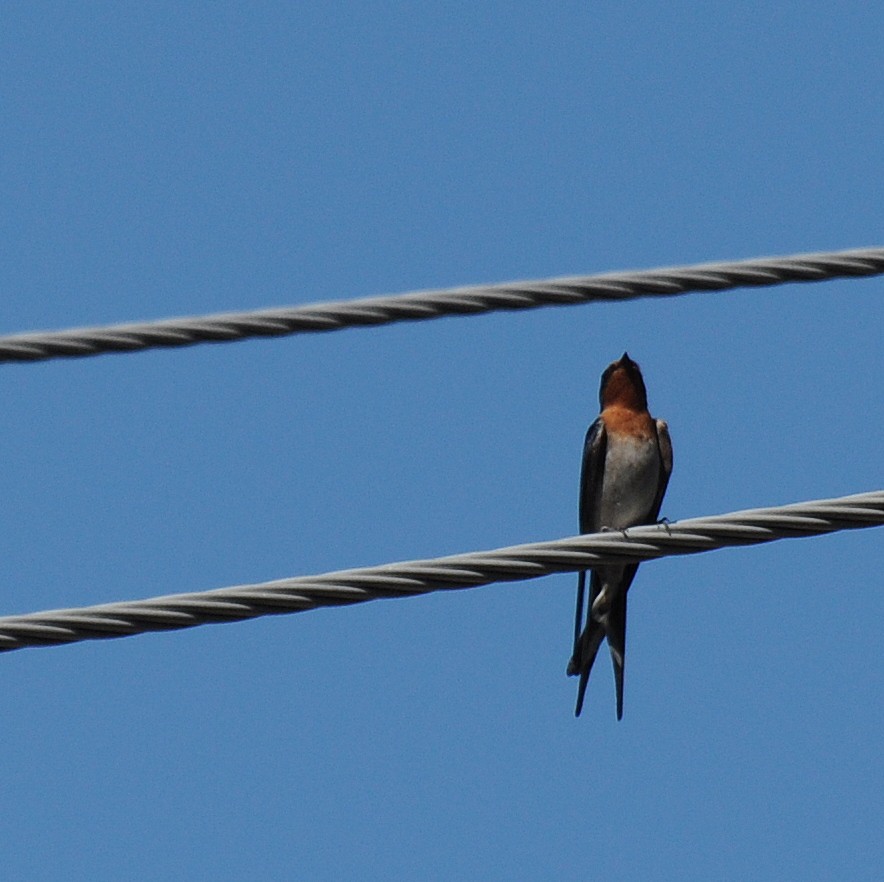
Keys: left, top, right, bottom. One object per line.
{"left": 0, "top": 490, "right": 881, "bottom": 653}
{"left": 1, "top": 246, "right": 883, "bottom": 364}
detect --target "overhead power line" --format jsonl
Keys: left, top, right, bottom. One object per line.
{"left": 0, "top": 490, "right": 880, "bottom": 653}
{"left": 1, "top": 246, "right": 882, "bottom": 365}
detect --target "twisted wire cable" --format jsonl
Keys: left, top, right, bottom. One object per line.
{"left": 0, "top": 490, "right": 881, "bottom": 653}
{"left": 2, "top": 246, "right": 883, "bottom": 364}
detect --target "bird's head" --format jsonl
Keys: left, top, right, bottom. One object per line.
{"left": 598, "top": 352, "right": 649, "bottom": 410}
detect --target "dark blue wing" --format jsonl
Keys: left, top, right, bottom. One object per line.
{"left": 648, "top": 419, "right": 673, "bottom": 523}
{"left": 579, "top": 417, "right": 607, "bottom": 533}
{"left": 571, "top": 418, "right": 607, "bottom": 680}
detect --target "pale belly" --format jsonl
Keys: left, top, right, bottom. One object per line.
{"left": 597, "top": 434, "right": 660, "bottom": 530}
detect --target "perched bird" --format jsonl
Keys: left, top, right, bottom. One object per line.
{"left": 567, "top": 353, "right": 672, "bottom": 719}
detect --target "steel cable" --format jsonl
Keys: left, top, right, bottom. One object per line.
{"left": 0, "top": 490, "right": 880, "bottom": 652}
{"left": 1, "top": 246, "right": 882, "bottom": 364}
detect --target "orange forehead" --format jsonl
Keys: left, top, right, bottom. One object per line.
{"left": 601, "top": 365, "right": 648, "bottom": 411}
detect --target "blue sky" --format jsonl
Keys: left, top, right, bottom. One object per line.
{"left": 2, "top": 3, "right": 883, "bottom": 879}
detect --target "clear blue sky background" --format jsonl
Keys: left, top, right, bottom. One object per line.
{"left": 2, "top": 3, "right": 882, "bottom": 879}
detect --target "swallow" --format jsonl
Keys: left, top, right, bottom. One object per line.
{"left": 567, "top": 353, "right": 672, "bottom": 719}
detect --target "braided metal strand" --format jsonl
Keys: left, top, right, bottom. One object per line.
{"left": 0, "top": 490, "right": 881, "bottom": 653}
{"left": 2, "top": 247, "right": 883, "bottom": 364}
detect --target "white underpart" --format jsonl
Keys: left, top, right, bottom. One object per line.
{"left": 592, "top": 432, "right": 662, "bottom": 620}
{"left": 598, "top": 433, "right": 660, "bottom": 531}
